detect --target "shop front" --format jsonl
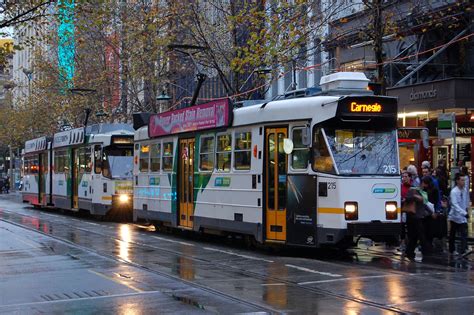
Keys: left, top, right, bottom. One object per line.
{"left": 388, "top": 78, "right": 474, "bottom": 199}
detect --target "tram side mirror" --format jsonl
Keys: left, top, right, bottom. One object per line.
{"left": 421, "top": 129, "right": 429, "bottom": 149}
{"left": 301, "top": 127, "right": 311, "bottom": 146}
{"left": 283, "top": 138, "right": 294, "bottom": 155}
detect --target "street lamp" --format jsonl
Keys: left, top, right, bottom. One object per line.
{"left": 156, "top": 91, "right": 171, "bottom": 113}
{"left": 22, "top": 68, "right": 33, "bottom": 96}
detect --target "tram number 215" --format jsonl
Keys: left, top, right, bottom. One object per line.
{"left": 383, "top": 165, "right": 397, "bottom": 174}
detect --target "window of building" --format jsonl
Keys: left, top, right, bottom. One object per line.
{"left": 139, "top": 144, "right": 150, "bottom": 172}
{"left": 292, "top": 128, "right": 309, "bottom": 170}
{"left": 162, "top": 141, "right": 174, "bottom": 171}
{"left": 216, "top": 134, "right": 232, "bottom": 172}
{"left": 199, "top": 136, "right": 215, "bottom": 172}
{"left": 150, "top": 143, "right": 161, "bottom": 172}
{"left": 234, "top": 131, "right": 251, "bottom": 170}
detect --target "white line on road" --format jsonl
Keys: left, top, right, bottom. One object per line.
{"left": 298, "top": 274, "right": 392, "bottom": 285}
{"left": 203, "top": 247, "right": 274, "bottom": 263}
{"left": 388, "top": 295, "right": 474, "bottom": 306}
{"left": 261, "top": 283, "right": 286, "bottom": 286}
{"left": 152, "top": 235, "right": 195, "bottom": 246}
{"left": 285, "top": 264, "right": 342, "bottom": 278}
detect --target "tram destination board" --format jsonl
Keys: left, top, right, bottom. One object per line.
{"left": 148, "top": 99, "right": 232, "bottom": 138}
{"left": 336, "top": 96, "right": 397, "bottom": 117}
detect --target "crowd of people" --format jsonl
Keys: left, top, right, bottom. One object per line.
{"left": 0, "top": 176, "right": 10, "bottom": 194}
{"left": 401, "top": 160, "right": 470, "bottom": 261}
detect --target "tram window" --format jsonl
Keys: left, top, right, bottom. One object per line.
{"left": 150, "top": 143, "right": 161, "bottom": 172}
{"left": 94, "top": 145, "right": 102, "bottom": 174}
{"left": 54, "top": 150, "right": 66, "bottom": 173}
{"left": 292, "top": 128, "right": 309, "bottom": 170}
{"left": 234, "top": 131, "right": 251, "bottom": 170}
{"left": 199, "top": 136, "right": 215, "bottom": 172}
{"left": 79, "top": 147, "right": 86, "bottom": 174}
{"left": 162, "top": 142, "right": 174, "bottom": 171}
{"left": 85, "top": 147, "right": 92, "bottom": 173}
{"left": 139, "top": 144, "right": 150, "bottom": 172}
{"left": 216, "top": 134, "right": 232, "bottom": 172}
{"left": 312, "top": 128, "right": 335, "bottom": 174}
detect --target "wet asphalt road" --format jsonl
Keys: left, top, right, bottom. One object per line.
{"left": 0, "top": 198, "right": 473, "bottom": 314}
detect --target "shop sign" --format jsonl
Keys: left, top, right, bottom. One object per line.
{"left": 410, "top": 85, "right": 437, "bottom": 101}
{"left": 456, "top": 122, "right": 474, "bottom": 136}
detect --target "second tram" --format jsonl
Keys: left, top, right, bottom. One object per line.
{"left": 22, "top": 124, "right": 134, "bottom": 217}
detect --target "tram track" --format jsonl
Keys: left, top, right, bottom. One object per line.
{"left": 0, "top": 207, "right": 416, "bottom": 314}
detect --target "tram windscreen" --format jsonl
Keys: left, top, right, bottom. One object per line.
{"left": 102, "top": 146, "right": 133, "bottom": 179}
{"left": 324, "top": 128, "right": 399, "bottom": 175}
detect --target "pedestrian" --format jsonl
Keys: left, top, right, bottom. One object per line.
{"left": 407, "top": 165, "right": 420, "bottom": 187}
{"left": 399, "top": 171, "right": 412, "bottom": 251}
{"left": 421, "top": 176, "right": 439, "bottom": 252}
{"left": 422, "top": 166, "right": 441, "bottom": 209}
{"left": 437, "top": 159, "right": 449, "bottom": 194}
{"left": 460, "top": 166, "right": 471, "bottom": 217}
{"left": 4, "top": 176, "right": 10, "bottom": 194}
{"left": 448, "top": 173, "right": 469, "bottom": 256}
{"left": 403, "top": 186, "right": 429, "bottom": 261}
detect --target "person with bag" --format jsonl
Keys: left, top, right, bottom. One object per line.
{"left": 403, "top": 186, "right": 429, "bottom": 261}
{"left": 448, "top": 173, "right": 469, "bottom": 256}
{"left": 421, "top": 176, "right": 439, "bottom": 253}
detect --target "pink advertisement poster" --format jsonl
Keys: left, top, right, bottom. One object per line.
{"left": 149, "top": 99, "right": 231, "bottom": 138}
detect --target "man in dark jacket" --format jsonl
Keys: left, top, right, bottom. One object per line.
{"left": 404, "top": 188, "right": 429, "bottom": 261}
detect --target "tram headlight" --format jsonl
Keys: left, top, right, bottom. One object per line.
{"left": 385, "top": 202, "right": 398, "bottom": 220}
{"left": 119, "top": 194, "right": 130, "bottom": 204}
{"left": 344, "top": 202, "right": 358, "bottom": 220}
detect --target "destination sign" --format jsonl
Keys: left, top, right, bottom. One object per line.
{"left": 350, "top": 102, "right": 382, "bottom": 113}
{"left": 148, "top": 99, "right": 232, "bottom": 138}
{"left": 337, "top": 96, "right": 397, "bottom": 117}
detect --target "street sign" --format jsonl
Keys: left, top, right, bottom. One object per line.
{"left": 437, "top": 113, "right": 455, "bottom": 139}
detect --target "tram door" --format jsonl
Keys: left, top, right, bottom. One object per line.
{"left": 265, "top": 128, "right": 287, "bottom": 241}
{"left": 72, "top": 149, "right": 79, "bottom": 209}
{"left": 179, "top": 138, "right": 195, "bottom": 228}
{"left": 39, "top": 152, "right": 47, "bottom": 205}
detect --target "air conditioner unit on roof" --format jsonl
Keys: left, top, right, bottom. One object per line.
{"left": 319, "top": 72, "right": 369, "bottom": 91}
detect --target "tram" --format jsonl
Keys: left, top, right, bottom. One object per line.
{"left": 133, "top": 72, "right": 401, "bottom": 247}
{"left": 22, "top": 124, "right": 134, "bottom": 217}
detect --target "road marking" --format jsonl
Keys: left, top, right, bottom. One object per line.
{"left": 203, "top": 247, "right": 274, "bottom": 263}
{"left": 88, "top": 269, "right": 142, "bottom": 293}
{"left": 152, "top": 235, "right": 195, "bottom": 246}
{"left": 388, "top": 295, "right": 474, "bottom": 306}
{"left": 261, "top": 283, "right": 286, "bottom": 286}
{"left": 298, "top": 274, "right": 392, "bottom": 285}
{"left": 0, "top": 290, "right": 161, "bottom": 309}
{"left": 285, "top": 264, "right": 342, "bottom": 278}
{"left": 85, "top": 222, "right": 100, "bottom": 226}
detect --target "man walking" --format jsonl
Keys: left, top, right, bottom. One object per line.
{"left": 448, "top": 173, "right": 469, "bottom": 256}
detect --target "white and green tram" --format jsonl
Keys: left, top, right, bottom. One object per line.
{"left": 134, "top": 73, "right": 401, "bottom": 247}
{"left": 22, "top": 124, "right": 134, "bottom": 217}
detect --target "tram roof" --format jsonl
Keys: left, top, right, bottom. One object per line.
{"left": 134, "top": 95, "right": 341, "bottom": 141}
{"left": 232, "top": 95, "right": 341, "bottom": 127}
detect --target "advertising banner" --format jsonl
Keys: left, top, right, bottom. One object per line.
{"left": 148, "top": 99, "right": 231, "bottom": 138}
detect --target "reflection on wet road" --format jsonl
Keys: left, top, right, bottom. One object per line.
{"left": 0, "top": 199, "right": 473, "bottom": 314}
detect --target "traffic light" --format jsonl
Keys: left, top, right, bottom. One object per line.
{"left": 367, "top": 82, "right": 382, "bottom": 95}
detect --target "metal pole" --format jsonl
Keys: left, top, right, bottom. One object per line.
{"left": 8, "top": 145, "right": 13, "bottom": 192}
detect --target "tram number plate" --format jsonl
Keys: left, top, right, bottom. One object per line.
{"left": 327, "top": 182, "right": 336, "bottom": 189}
